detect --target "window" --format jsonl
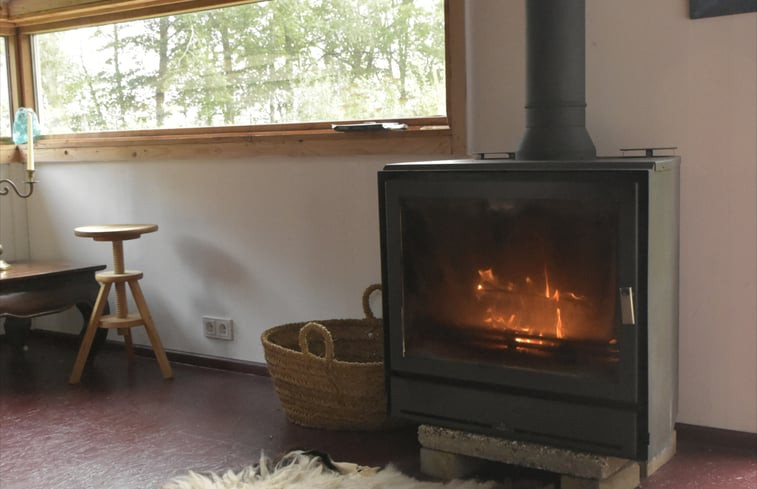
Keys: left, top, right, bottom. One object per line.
{"left": 1, "top": 0, "right": 465, "bottom": 161}
{"left": 0, "top": 38, "right": 11, "bottom": 139}
{"left": 35, "top": 0, "right": 446, "bottom": 134}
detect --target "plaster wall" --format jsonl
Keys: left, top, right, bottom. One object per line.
{"left": 0, "top": 162, "right": 30, "bottom": 263}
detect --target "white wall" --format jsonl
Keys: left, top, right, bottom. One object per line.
{"left": 467, "top": 0, "right": 756, "bottom": 433}
{"left": 4, "top": 0, "right": 755, "bottom": 434}
{"left": 26, "top": 155, "right": 415, "bottom": 362}
{"left": 0, "top": 161, "right": 30, "bottom": 263}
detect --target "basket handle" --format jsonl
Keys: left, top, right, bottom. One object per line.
{"left": 362, "top": 283, "right": 382, "bottom": 320}
{"left": 298, "top": 322, "right": 335, "bottom": 363}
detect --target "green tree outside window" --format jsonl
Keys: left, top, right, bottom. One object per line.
{"left": 35, "top": 0, "right": 445, "bottom": 134}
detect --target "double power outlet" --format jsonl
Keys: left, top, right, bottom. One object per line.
{"left": 203, "top": 316, "right": 234, "bottom": 340}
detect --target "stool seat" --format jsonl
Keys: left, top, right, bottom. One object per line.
{"left": 96, "top": 270, "right": 144, "bottom": 282}
{"left": 75, "top": 224, "right": 158, "bottom": 242}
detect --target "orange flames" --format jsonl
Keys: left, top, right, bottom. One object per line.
{"left": 475, "top": 265, "right": 586, "bottom": 340}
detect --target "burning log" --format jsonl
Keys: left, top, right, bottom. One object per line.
{"left": 475, "top": 267, "right": 594, "bottom": 340}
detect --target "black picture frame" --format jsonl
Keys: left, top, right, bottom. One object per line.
{"left": 690, "top": 0, "right": 757, "bottom": 18}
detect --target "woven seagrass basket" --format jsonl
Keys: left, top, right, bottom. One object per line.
{"left": 261, "top": 284, "right": 387, "bottom": 430}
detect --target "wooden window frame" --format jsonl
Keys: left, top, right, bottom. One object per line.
{"left": 0, "top": 0, "right": 466, "bottom": 163}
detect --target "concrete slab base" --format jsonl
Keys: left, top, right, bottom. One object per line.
{"left": 418, "top": 425, "right": 676, "bottom": 489}
{"left": 420, "top": 447, "right": 486, "bottom": 480}
{"left": 418, "top": 425, "right": 630, "bottom": 480}
{"left": 561, "top": 461, "right": 639, "bottom": 489}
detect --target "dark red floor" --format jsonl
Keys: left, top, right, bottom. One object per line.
{"left": 0, "top": 332, "right": 754, "bottom": 489}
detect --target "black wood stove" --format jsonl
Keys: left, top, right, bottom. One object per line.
{"left": 377, "top": 0, "right": 679, "bottom": 463}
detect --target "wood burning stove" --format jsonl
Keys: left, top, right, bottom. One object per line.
{"left": 377, "top": 0, "right": 679, "bottom": 465}
{"left": 378, "top": 156, "right": 679, "bottom": 461}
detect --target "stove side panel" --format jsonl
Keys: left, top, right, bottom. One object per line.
{"left": 645, "top": 160, "right": 680, "bottom": 460}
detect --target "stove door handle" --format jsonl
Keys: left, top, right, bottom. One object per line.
{"left": 619, "top": 287, "right": 636, "bottom": 325}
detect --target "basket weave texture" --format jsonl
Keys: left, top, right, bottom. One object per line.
{"left": 261, "top": 284, "right": 387, "bottom": 430}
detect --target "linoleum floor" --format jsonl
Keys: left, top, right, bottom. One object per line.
{"left": 0, "top": 333, "right": 754, "bottom": 489}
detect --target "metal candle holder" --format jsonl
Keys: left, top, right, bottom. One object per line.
{"left": 1, "top": 169, "right": 38, "bottom": 198}
{"left": 1, "top": 108, "right": 40, "bottom": 270}
{"left": 0, "top": 169, "right": 36, "bottom": 270}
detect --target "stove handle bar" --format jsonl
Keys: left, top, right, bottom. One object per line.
{"left": 620, "top": 287, "right": 636, "bottom": 326}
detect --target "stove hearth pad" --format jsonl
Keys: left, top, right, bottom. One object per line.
{"left": 418, "top": 425, "right": 677, "bottom": 489}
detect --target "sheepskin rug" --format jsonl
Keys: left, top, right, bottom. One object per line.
{"left": 162, "top": 450, "right": 496, "bottom": 489}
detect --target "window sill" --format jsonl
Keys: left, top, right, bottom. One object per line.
{"left": 0, "top": 125, "right": 455, "bottom": 164}
{"left": 1, "top": 0, "right": 467, "bottom": 163}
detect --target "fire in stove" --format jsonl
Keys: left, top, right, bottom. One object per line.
{"left": 472, "top": 263, "right": 620, "bottom": 355}
{"left": 475, "top": 265, "right": 588, "bottom": 341}
{"left": 460, "top": 264, "right": 617, "bottom": 362}
{"left": 466, "top": 265, "right": 619, "bottom": 360}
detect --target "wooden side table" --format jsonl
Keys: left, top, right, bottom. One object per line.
{"left": 0, "top": 261, "right": 108, "bottom": 354}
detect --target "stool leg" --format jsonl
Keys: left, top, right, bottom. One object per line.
{"left": 70, "top": 282, "right": 112, "bottom": 384}
{"left": 121, "top": 328, "right": 135, "bottom": 359}
{"left": 128, "top": 279, "right": 173, "bottom": 379}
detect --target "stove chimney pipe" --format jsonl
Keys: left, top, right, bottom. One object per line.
{"left": 516, "top": 0, "right": 596, "bottom": 160}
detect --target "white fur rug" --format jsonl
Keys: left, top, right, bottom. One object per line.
{"left": 162, "top": 450, "right": 496, "bottom": 489}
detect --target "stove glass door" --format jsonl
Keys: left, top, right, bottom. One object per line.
{"left": 383, "top": 172, "right": 642, "bottom": 401}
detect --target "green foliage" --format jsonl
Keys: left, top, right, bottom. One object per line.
{"left": 35, "top": 0, "right": 445, "bottom": 133}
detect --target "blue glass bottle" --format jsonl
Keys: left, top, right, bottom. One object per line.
{"left": 12, "top": 108, "right": 41, "bottom": 145}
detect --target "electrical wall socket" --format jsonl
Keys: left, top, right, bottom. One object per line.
{"left": 203, "top": 316, "right": 233, "bottom": 340}
{"left": 203, "top": 317, "right": 217, "bottom": 337}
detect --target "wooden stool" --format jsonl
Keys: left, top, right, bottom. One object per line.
{"left": 69, "top": 224, "right": 173, "bottom": 384}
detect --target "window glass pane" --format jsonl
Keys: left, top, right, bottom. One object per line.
{"left": 0, "top": 38, "right": 11, "bottom": 138}
{"left": 35, "top": 0, "right": 445, "bottom": 134}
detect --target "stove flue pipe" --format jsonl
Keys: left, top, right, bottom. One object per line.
{"left": 516, "top": 0, "right": 596, "bottom": 160}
